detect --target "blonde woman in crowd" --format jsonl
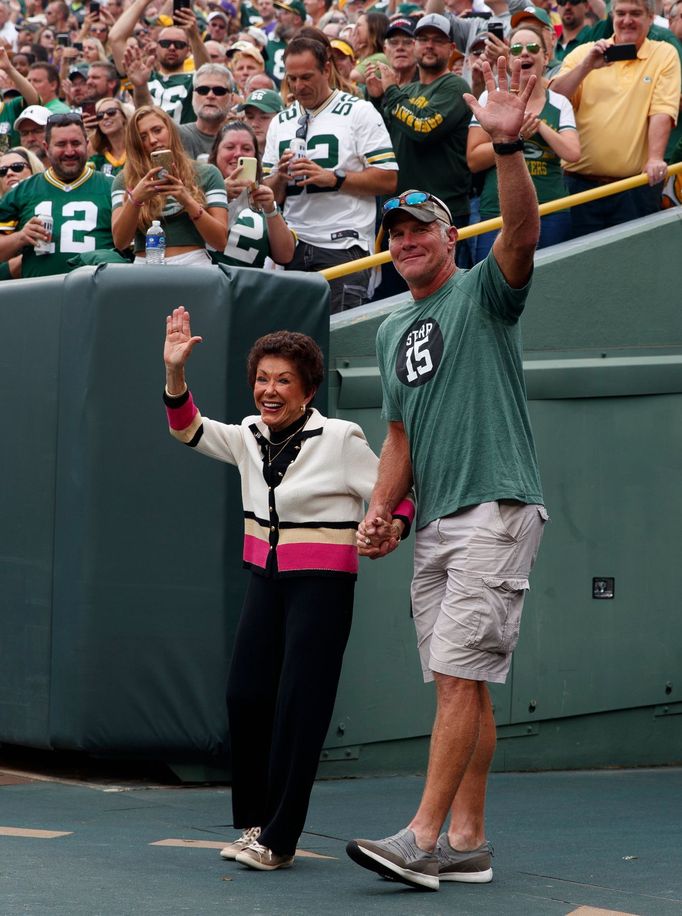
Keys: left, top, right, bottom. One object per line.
{"left": 112, "top": 105, "right": 227, "bottom": 264}
{"left": 89, "top": 97, "right": 130, "bottom": 177}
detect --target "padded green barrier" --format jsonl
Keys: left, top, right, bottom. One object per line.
{"left": 0, "top": 263, "right": 329, "bottom": 758}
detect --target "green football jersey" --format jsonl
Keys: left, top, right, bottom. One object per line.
{"left": 0, "top": 164, "right": 115, "bottom": 278}
{"left": 265, "top": 36, "right": 286, "bottom": 83}
{"left": 211, "top": 207, "right": 271, "bottom": 268}
{"left": 0, "top": 96, "right": 26, "bottom": 151}
{"left": 147, "top": 71, "right": 195, "bottom": 124}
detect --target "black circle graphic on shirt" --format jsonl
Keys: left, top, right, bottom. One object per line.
{"left": 395, "top": 318, "right": 444, "bottom": 388}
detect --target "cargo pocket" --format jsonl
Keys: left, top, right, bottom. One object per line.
{"left": 466, "top": 577, "right": 530, "bottom": 654}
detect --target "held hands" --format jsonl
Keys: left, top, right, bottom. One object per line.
{"left": 131, "top": 166, "right": 172, "bottom": 203}
{"left": 357, "top": 515, "right": 404, "bottom": 560}
{"left": 164, "top": 306, "right": 202, "bottom": 376}
{"left": 173, "top": 6, "right": 200, "bottom": 36}
{"left": 645, "top": 158, "right": 668, "bottom": 187}
{"left": 464, "top": 57, "right": 536, "bottom": 143}
{"left": 287, "top": 156, "right": 335, "bottom": 189}
{"left": 225, "top": 164, "right": 255, "bottom": 200}
{"left": 250, "top": 183, "right": 276, "bottom": 212}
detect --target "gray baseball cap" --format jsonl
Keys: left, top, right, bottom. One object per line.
{"left": 414, "top": 13, "right": 452, "bottom": 39}
{"left": 382, "top": 189, "right": 453, "bottom": 229}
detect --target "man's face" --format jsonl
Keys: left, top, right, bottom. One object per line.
{"left": 388, "top": 213, "right": 456, "bottom": 286}
{"left": 45, "top": 1, "right": 61, "bottom": 25}
{"left": 157, "top": 27, "right": 190, "bottom": 71}
{"left": 243, "top": 105, "right": 275, "bottom": 151}
{"left": 278, "top": 8, "right": 302, "bottom": 29}
{"left": 28, "top": 68, "right": 57, "bottom": 102}
{"left": 208, "top": 16, "right": 228, "bottom": 41}
{"left": 559, "top": 0, "right": 586, "bottom": 29}
{"left": 385, "top": 33, "right": 416, "bottom": 71}
{"left": 46, "top": 124, "right": 87, "bottom": 181}
{"left": 612, "top": 0, "right": 653, "bottom": 47}
{"left": 18, "top": 119, "right": 46, "bottom": 154}
{"left": 86, "top": 66, "right": 114, "bottom": 100}
{"left": 192, "top": 72, "right": 233, "bottom": 123}
{"left": 205, "top": 40, "right": 227, "bottom": 62}
{"left": 303, "top": 0, "right": 325, "bottom": 18}
{"left": 12, "top": 54, "right": 31, "bottom": 77}
{"left": 285, "top": 50, "right": 331, "bottom": 109}
{"left": 70, "top": 75, "right": 89, "bottom": 103}
{"left": 414, "top": 27, "right": 453, "bottom": 73}
{"left": 232, "top": 54, "right": 262, "bottom": 88}
{"left": 668, "top": 2, "right": 682, "bottom": 39}
{"left": 258, "top": 0, "right": 275, "bottom": 19}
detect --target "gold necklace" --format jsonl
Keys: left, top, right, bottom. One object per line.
{"left": 266, "top": 413, "right": 310, "bottom": 467}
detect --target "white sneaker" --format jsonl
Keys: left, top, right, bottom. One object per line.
{"left": 219, "top": 826, "right": 261, "bottom": 860}
{"left": 235, "top": 841, "right": 294, "bottom": 871}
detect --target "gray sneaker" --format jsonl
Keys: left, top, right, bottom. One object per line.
{"left": 346, "top": 828, "right": 439, "bottom": 890}
{"left": 219, "top": 826, "right": 261, "bottom": 860}
{"left": 435, "top": 834, "right": 493, "bottom": 883}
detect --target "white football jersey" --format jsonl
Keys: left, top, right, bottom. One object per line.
{"left": 263, "top": 89, "right": 398, "bottom": 250}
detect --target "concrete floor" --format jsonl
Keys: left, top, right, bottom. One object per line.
{"left": 1, "top": 752, "right": 681, "bottom": 916}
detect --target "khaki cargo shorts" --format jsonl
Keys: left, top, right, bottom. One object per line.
{"left": 412, "top": 500, "right": 548, "bottom": 685}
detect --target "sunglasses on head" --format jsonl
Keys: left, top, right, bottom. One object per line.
{"left": 159, "top": 38, "right": 188, "bottom": 49}
{"left": 96, "top": 107, "right": 121, "bottom": 120}
{"left": 195, "top": 84, "right": 230, "bottom": 96}
{"left": 0, "top": 162, "right": 29, "bottom": 176}
{"left": 509, "top": 41, "right": 542, "bottom": 55}
{"left": 382, "top": 190, "right": 436, "bottom": 213}
{"left": 47, "top": 112, "right": 84, "bottom": 126}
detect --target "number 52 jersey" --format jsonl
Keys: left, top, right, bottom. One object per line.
{"left": 0, "top": 164, "right": 114, "bottom": 278}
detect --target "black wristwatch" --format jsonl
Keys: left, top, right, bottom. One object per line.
{"left": 333, "top": 168, "right": 346, "bottom": 190}
{"left": 493, "top": 138, "right": 524, "bottom": 155}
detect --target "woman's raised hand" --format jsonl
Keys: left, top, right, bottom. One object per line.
{"left": 131, "top": 166, "right": 168, "bottom": 204}
{"left": 164, "top": 306, "right": 203, "bottom": 385}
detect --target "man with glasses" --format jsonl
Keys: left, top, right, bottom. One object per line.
{"left": 110, "top": 0, "right": 209, "bottom": 124}
{"left": 551, "top": 0, "right": 680, "bottom": 235}
{"left": 206, "top": 11, "right": 230, "bottom": 43}
{"left": 346, "top": 57, "right": 547, "bottom": 893}
{"left": 555, "top": 0, "right": 594, "bottom": 61}
{"left": 263, "top": 35, "right": 398, "bottom": 312}
{"left": 0, "top": 113, "right": 114, "bottom": 277}
{"left": 372, "top": 14, "right": 472, "bottom": 265}
{"left": 178, "top": 64, "right": 236, "bottom": 160}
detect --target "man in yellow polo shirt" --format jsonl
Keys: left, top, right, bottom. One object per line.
{"left": 551, "top": 0, "right": 680, "bottom": 236}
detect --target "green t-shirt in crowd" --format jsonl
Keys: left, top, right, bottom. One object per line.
{"left": 89, "top": 151, "right": 125, "bottom": 177}
{"left": 376, "top": 254, "right": 543, "bottom": 529}
{"left": 474, "top": 89, "right": 576, "bottom": 219}
{"left": 147, "top": 71, "right": 196, "bottom": 124}
{"left": 382, "top": 73, "right": 472, "bottom": 220}
{"left": 0, "top": 96, "right": 26, "bottom": 150}
{"left": 0, "top": 164, "right": 114, "bottom": 278}
{"left": 111, "top": 161, "right": 227, "bottom": 252}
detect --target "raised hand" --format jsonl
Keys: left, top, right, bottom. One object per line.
{"left": 123, "top": 43, "right": 154, "bottom": 87}
{"left": 164, "top": 306, "right": 202, "bottom": 381}
{"left": 464, "top": 57, "right": 536, "bottom": 143}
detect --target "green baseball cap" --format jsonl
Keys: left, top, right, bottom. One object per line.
{"left": 237, "top": 88, "right": 284, "bottom": 114}
{"left": 273, "top": 0, "right": 306, "bottom": 21}
{"left": 510, "top": 6, "right": 553, "bottom": 29}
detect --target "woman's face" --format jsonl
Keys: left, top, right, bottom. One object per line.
{"left": 353, "top": 17, "right": 369, "bottom": 54}
{"left": 40, "top": 29, "right": 56, "bottom": 49}
{"left": 0, "top": 153, "right": 31, "bottom": 194}
{"left": 137, "top": 114, "right": 171, "bottom": 155}
{"left": 96, "top": 101, "right": 125, "bottom": 136}
{"left": 83, "top": 39, "right": 100, "bottom": 61}
{"left": 253, "top": 356, "right": 310, "bottom": 432}
{"left": 510, "top": 29, "right": 548, "bottom": 83}
{"left": 215, "top": 129, "right": 256, "bottom": 177}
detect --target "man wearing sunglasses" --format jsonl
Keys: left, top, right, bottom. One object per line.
{"left": 110, "top": 0, "right": 209, "bottom": 124}
{"left": 177, "top": 63, "right": 236, "bottom": 160}
{"left": 0, "top": 113, "right": 114, "bottom": 278}
{"left": 263, "top": 35, "right": 398, "bottom": 312}
{"left": 551, "top": 0, "right": 680, "bottom": 235}
{"left": 346, "top": 57, "right": 547, "bottom": 892}
{"left": 555, "top": 0, "right": 595, "bottom": 62}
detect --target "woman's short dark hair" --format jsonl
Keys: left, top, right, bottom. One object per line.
{"left": 247, "top": 331, "right": 325, "bottom": 396}
{"left": 208, "top": 119, "right": 262, "bottom": 182}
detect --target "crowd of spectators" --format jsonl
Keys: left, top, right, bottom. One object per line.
{"left": 0, "top": 0, "right": 679, "bottom": 303}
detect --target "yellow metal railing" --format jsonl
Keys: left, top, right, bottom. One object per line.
{"left": 319, "top": 164, "right": 682, "bottom": 282}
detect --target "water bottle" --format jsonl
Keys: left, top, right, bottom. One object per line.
{"left": 145, "top": 220, "right": 166, "bottom": 264}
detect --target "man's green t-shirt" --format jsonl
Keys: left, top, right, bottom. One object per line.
{"left": 0, "top": 164, "right": 114, "bottom": 278}
{"left": 376, "top": 254, "right": 543, "bottom": 529}
{"left": 0, "top": 96, "right": 26, "bottom": 150}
